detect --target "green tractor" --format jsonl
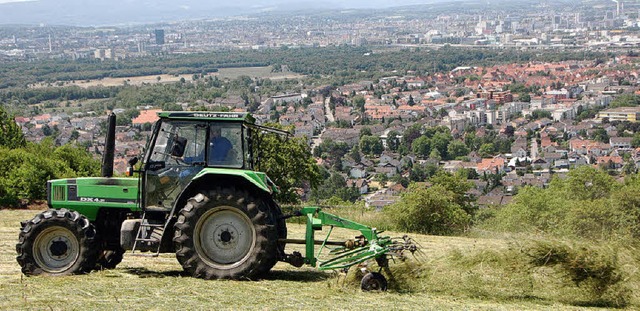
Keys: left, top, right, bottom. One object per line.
{"left": 16, "top": 111, "right": 418, "bottom": 289}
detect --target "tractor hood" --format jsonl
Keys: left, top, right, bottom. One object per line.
{"left": 47, "top": 177, "right": 139, "bottom": 221}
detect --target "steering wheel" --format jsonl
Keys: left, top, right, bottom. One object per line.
{"left": 172, "top": 156, "right": 186, "bottom": 165}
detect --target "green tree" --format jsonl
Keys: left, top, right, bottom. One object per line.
{"left": 478, "top": 143, "right": 495, "bottom": 157}
{"left": 391, "top": 174, "right": 409, "bottom": 188}
{"left": 69, "top": 130, "right": 80, "bottom": 141}
{"left": 412, "top": 136, "right": 431, "bottom": 158}
{"left": 385, "top": 184, "right": 472, "bottom": 235}
{"left": 429, "top": 148, "right": 442, "bottom": 161}
{"left": 623, "top": 159, "right": 637, "bottom": 175}
{"left": 430, "top": 171, "right": 475, "bottom": 214}
{"left": 609, "top": 94, "right": 640, "bottom": 108}
{"left": 386, "top": 130, "right": 400, "bottom": 151}
{"left": 564, "top": 166, "right": 615, "bottom": 201}
{"left": 116, "top": 109, "right": 141, "bottom": 127}
{"left": 0, "top": 106, "right": 25, "bottom": 149}
{"left": 42, "top": 124, "right": 53, "bottom": 136}
{"left": 348, "top": 145, "right": 361, "bottom": 163}
{"left": 591, "top": 128, "right": 609, "bottom": 143}
{"left": 447, "top": 140, "right": 470, "bottom": 159}
{"left": 0, "top": 139, "right": 100, "bottom": 206}
{"left": 254, "top": 125, "right": 322, "bottom": 204}
{"left": 313, "top": 139, "right": 349, "bottom": 162}
{"left": 529, "top": 109, "right": 552, "bottom": 120}
{"left": 431, "top": 132, "right": 452, "bottom": 160}
{"left": 409, "top": 164, "right": 427, "bottom": 182}
{"left": 53, "top": 144, "right": 101, "bottom": 177}
{"left": 359, "top": 135, "right": 383, "bottom": 156}
{"left": 402, "top": 124, "right": 422, "bottom": 149}
{"left": 464, "top": 132, "right": 481, "bottom": 151}
{"left": 352, "top": 95, "right": 365, "bottom": 113}
{"left": 311, "top": 171, "right": 360, "bottom": 203}
{"left": 410, "top": 162, "right": 440, "bottom": 182}
{"left": 359, "top": 127, "right": 372, "bottom": 138}
{"left": 487, "top": 166, "right": 640, "bottom": 240}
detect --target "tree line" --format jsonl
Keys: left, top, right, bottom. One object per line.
{"left": 0, "top": 45, "right": 605, "bottom": 90}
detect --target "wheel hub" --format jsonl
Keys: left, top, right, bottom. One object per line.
{"left": 195, "top": 207, "right": 256, "bottom": 268}
{"left": 49, "top": 239, "right": 69, "bottom": 257}
{"left": 33, "top": 226, "right": 79, "bottom": 273}
{"left": 219, "top": 229, "right": 233, "bottom": 243}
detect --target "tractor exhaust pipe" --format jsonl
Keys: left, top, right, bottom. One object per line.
{"left": 101, "top": 113, "right": 116, "bottom": 177}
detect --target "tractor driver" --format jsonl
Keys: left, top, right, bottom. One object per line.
{"left": 209, "top": 125, "right": 233, "bottom": 164}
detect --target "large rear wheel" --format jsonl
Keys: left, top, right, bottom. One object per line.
{"left": 174, "top": 187, "right": 278, "bottom": 279}
{"left": 16, "top": 209, "right": 98, "bottom": 276}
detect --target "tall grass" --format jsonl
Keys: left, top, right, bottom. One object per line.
{"left": 523, "top": 239, "right": 630, "bottom": 307}
{"left": 283, "top": 201, "right": 640, "bottom": 308}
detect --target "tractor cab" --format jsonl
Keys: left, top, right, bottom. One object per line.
{"left": 141, "top": 112, "right": 252, "bottom": 211}
{"left": 136, "top": 111, "right": 288, "bottom": 213}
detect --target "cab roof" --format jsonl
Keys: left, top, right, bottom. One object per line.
{"left": 157, "top": 111, "right": 254, "bottom": 123}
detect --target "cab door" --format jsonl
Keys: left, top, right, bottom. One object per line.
{"left": 143, "top": 120, "right": 207, "bottom": 210}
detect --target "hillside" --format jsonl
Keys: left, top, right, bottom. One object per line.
{"left": 2, "top": 209, "right": 638, "bottom": 310}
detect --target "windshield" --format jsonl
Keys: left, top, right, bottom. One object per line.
{"left": 149, "top": 121, "right": 207, "bottom": 164}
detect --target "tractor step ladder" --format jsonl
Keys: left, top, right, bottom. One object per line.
{"left": 131, "top": 206, "right": 176, "bottom": 257}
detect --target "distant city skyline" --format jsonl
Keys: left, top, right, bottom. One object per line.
{"left": 0, "top": 0, "right": 470, "bottom": 26}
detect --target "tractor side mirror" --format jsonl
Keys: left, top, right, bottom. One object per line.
{"left": 171, "top": 136, "right": 187, "bottom": 157}
{"left": 126, "top": 157, "right": 139, "bottom": 176}
{"left": 128, "top": 157, "right": 139, "bottom": 166}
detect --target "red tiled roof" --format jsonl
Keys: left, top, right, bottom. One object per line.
{"left": 132, "top": 109, "right": 161, "bottom": 125}
{"left": 596, "top": 156, "right": 623, "bottom": 165}
{"left": 477, "top": 157, "right": 505, "bottom": 172}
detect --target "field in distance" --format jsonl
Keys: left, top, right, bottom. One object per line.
{"left": 28, "top": 66, "right": 305, "bottom": 89}
{"left": 2, "top": 209, "right": 636, "bottom": 310}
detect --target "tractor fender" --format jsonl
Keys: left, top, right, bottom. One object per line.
{"left": 171, "top": 171, "right": 274, "bottom": 215}
{"left": 193, "top": 169, "right": 274, "bottom": 194}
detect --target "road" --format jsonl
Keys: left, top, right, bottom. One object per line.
{"left": 324, "top": 97, "right": 335, "bottom": 123}
{"left": 530, "top": 138, "right": 538, "bottom": 159}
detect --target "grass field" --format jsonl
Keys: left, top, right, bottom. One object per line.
{"left": 29, "top": 66, "right": 304, "bottom": 89}
{"left": 213, "top": 66, "right": 304, "bottom": 81}
{"left": 1, "top": 209, "right": 636, "bottom": 310}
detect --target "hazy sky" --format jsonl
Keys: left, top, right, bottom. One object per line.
{"left": 0, "top": 0, "right": 438, "bottom": 6}
{"left": 0, "top": 0, "right": 444, "bottom": 26}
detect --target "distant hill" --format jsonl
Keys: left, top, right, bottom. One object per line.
{"left": 0, "top": 0, "right": 438, "bottom": 26}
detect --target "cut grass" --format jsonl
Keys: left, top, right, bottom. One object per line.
{"left": 1, "top": 209, "right": 638, "bottom": 310}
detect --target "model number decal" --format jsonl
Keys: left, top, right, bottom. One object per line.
{"left": 80, "top": 197, "right": 106, "bottom": 202}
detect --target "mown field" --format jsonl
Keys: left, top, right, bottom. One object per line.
{"left": 28, "top": 66, "right": 304, "bottom": 89}
{"left": 212, "top": 66, "right": 304, "bottom": 80}
{"left": 1, "top": 209, "right": 637, "bottom": 310}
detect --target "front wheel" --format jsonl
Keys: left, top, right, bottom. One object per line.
{"left": 16, "top": 209, "right": 98, "bottom": 276}
{"left": 173, "top": 187, "right": 278, "bottom": 279}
